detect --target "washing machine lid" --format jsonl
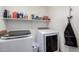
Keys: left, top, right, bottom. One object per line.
{"left": 1, "top": 30, "right": 32, "bottom": 39}
{"left": 6, "top": 30, "right": 31, "bottom": 36}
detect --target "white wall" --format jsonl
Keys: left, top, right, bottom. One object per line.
{"left": 48, "top": 6, "right": 79, "bottom": 52}
{"left": 3, "top": 6, "right": 49, "bottom": 30}
{"left": 0, "top": 7, "right": 6, "bottom": 31}
{"left": 3, "top": 6, "right": 48, "bottom": 17}
{"left": 48, "top": 6, "right": 69, "bottom": 51}
{"left": 67, "top": 6, "right": 79, "bottom": 52}
{"left": 1, "top": 6, "right": 49, "bottom": 41}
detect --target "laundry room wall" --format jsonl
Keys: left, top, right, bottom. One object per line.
{"left": 3, "top": 6, "right": 49, "bottom": 30}
{"left": 67, "top": 6, "right": 79, "bottom": 52}
{"left": 0, "top": 6, "right": 49, "bottom": 41}
{"left": 0, "top": 7, "right": 6, "bottom": 31}
{"left": 48, "top": 6, "right": 79, "bottom": 52}
{"left": 48, "top": 6, "right": 69, "bottom": 52}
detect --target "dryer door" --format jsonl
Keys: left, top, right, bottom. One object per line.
{"left": 46, "top": 35, "right": 58, "bottom": 52}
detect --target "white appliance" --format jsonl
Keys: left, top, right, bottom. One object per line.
{"left": 36, "top": 29, "right": 59, "bottom": 52}
{"left": 0, "top": 30, "right": 33, "bottom": 52}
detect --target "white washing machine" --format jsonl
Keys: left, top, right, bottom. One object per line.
{"left": 0, "top": 30, "right": 33, "bottom": 52}
{"left": 36, "top": 29, "right": 59, "bottom": 52}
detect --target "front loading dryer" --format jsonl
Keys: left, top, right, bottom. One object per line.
{"left": 36, "top": 29, "right": 59, "bottom": 52}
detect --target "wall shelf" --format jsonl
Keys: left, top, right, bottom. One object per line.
{"left": 3, "top": 18, "right": 50, "bottom": 22}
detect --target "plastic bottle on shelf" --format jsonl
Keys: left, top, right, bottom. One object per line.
{"left": 28, "top": 14, "right": 32, "bottom": 20}
{"left": 31, "top": 14, "right": 35, "bottom": 20}
{"left": 43, "top": 16, "right": 49, "bottom": 20}
{"left": 24, "top": 16, "right": 28, "bottom": 20}
{"left": 3, "top": 9, "right": 8, "bottom": 18}
{"left": 12, "top": 11, "right": 17, "bottom": 18}
{"left": 17, "top": 13, "right": 20, "bottom": 18}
